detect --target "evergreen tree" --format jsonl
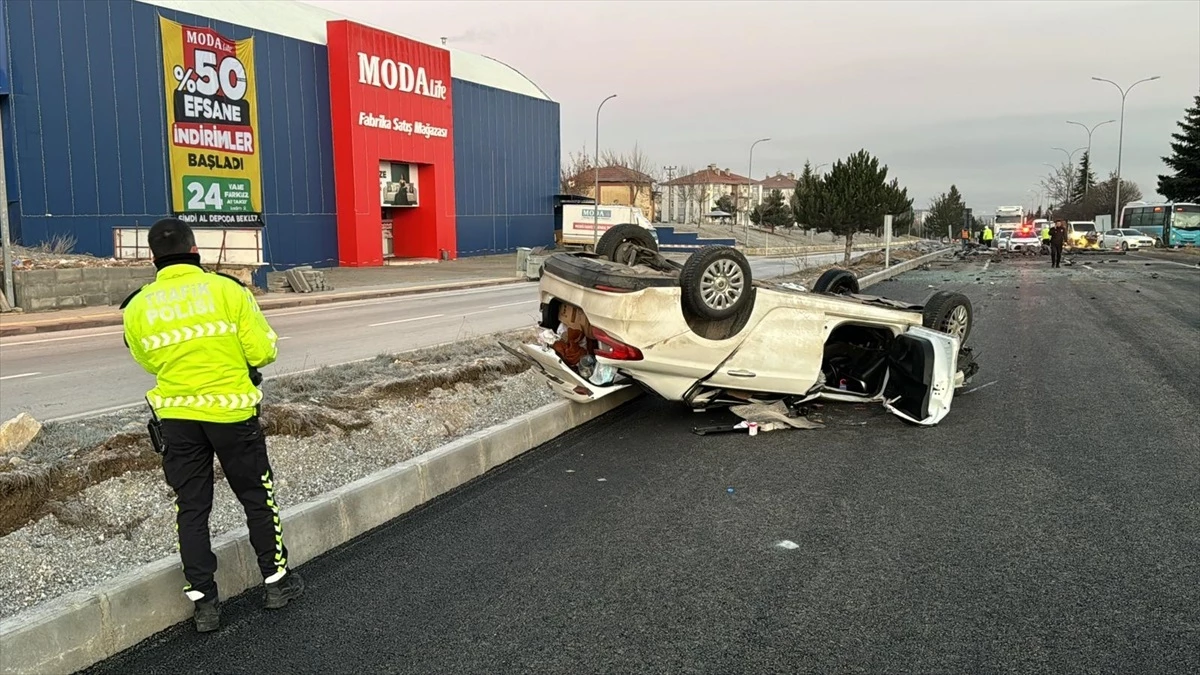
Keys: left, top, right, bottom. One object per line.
{"left": 793, "top": 150, "right": 912, "bottom": 264}
{"left": 1072, "top": 151, "right": 1097, "bottom": 202}
{"left": 1158, "top": 94, "right": 1200, "bottom": 202}
{"left": 925, "top": 184, "right": 967, "bottom": 237}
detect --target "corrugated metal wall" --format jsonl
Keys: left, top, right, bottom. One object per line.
{"left": 453, "top": 79, "right": 560, "bottom": 257}
{"left": 0, "top": 0, "right": 559, "bottom": 266}
{"left": 0, "top": 0, "right": 337, "bottom": 268}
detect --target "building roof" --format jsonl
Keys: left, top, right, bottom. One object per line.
{"left": 664, "top": 164, "right": 757, "bottom": 186}
{"left": 758, "top": 172, "right": 797, "bottom": 189}
{"left": 136, "top": 0, "right": 553, "bottom": 101}
{"left": 571, "top": 166, "right": 655, "bottom": 185}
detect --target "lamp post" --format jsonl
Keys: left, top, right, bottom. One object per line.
{"left": 662, "top": 165, "right": 677, "bottom": 223}
{"left": 1092, "top": 75, "right": 1160, "bottom": 226}
{"left": 1052, "top": 146, "right": 1086, "bottom": 202}
{"left": 592, "top": 94, "right": 617, "bottom": 249}
{"left": 1065, "top": 119, "right": 1115, "bottom": 197}
{"left": 745, "top": 137, "right": 770, "bottom": 248}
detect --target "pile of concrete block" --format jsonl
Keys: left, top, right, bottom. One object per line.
{"left": 266, "top": 266, "right": 331, "bottom": 293}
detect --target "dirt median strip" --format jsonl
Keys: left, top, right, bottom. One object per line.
{"left": 0, "top": 387, "right": 640, "bottom": 675}
{"left": 0, "top": 277, "right": 529, "bottom": 337}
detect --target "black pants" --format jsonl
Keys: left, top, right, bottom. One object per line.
{"left": 161, "top": 417, "right": 288, "bottom": 598}
{"left": 1050, "top": 243, "right": 1063, "bottom": 267}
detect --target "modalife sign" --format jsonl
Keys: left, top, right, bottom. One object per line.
{"left": 357, "top": 52, "right": 448, "bottom": 100}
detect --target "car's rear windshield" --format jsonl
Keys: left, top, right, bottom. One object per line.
{"left": 1072, "top": 223, "right": 1096, "bottom": 231}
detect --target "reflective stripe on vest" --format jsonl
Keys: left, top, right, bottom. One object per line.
{"left": 151, "top": 389, "right": 263, "bottom": 410}
{"left": 141, "top": 321, "right": 238, "bottom": 352}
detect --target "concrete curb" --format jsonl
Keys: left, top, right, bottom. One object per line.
{"left": 0, "top": 277, "right": 528, "bottom": 337}
{"left": 742, "top": 240, "right": 924, "bottom": 258}
{"left": 0, "top": 387, "right": 640, "bottom": 675}
{"left": 858, "top": 248, "right": 954, "bottom": 289}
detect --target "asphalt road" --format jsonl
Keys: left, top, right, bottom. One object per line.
{"left": 0, "top": 251, "right": 855, "bottom": 422}
{"left": 90, "top": 254, "right": 1199, "bottom": 674}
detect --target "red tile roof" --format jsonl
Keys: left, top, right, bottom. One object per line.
{"left": 664, "top": 165, "right": 758, "bottom": 186}
{"left": 570, "top": 166, "right": 655, "bottom": 185}
{"left": 758, "top": 173, "right": 797, "bottom": 189}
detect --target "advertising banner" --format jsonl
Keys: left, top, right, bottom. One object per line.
{"left": 159, "top": 17, "right": 264, "bottom": 227}
{"left": 379, "top": 161, "right": 420, "bottom": 207}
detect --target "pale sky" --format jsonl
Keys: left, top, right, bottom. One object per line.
{"left": 304, "top": 0, "right": 1200, "bottom": 214}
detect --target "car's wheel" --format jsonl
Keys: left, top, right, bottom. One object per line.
{"left": 1155, "top": 237, "right": 1164, "bottom": 248}
{"left": 922, "top": 291, "right": 973, "bottom": 343}
{"left": 680, "top": 246, "right": 753, "bottom": 321}
{"left": 596, "top": 223, "right": 657, "bottom": 264}
{"left": 1120, "top": 241, "right": 1129, "bottom": 252}
{"left": 812, "top": 269, "right": 860, "bottom": 295}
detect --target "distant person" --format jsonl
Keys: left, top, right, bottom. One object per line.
{"left": 120, "top": 218, "right": 303, "bottom": 633}
{"left": 1040, "top": 223, "right": 1051, "bottom": 253}
{"left": 982, "top": 225, "right": 994, "bottom": 248}
{"left": 1049, "top": 219, "right": 1067, "bottom": 268}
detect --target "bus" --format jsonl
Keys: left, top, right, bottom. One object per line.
{"left": 994, "top": 206, "right": 1024, "bottom": 234}
{"left": 1120, "top": 201, "right": 1200, "bottom": 247}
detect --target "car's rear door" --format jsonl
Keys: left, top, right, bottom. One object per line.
{"left": 882, "top": 326, "right": 958, "bottom": 426}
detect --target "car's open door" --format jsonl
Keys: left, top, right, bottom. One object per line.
{"left": 882, "top": 326, "right": 959, "bottom": 426}
{"left": 499, "top": 342, "right": 630, "bottom": 404}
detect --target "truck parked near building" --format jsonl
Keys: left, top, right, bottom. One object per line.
{"left": 556, "top": 203, "right": 658, "bottom": 250}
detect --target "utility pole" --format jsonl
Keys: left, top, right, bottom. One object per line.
{"left": 1092, "top": 75, "right": 1160, "bottom": 227}
{"left": 0, "top": 120, "right": 13, "bottom": 309}
{"left": 663, "top": 165, "right": 677, "bottom": 223}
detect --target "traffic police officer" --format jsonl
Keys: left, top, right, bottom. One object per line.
{"left": 121, "top": 218, "right": 303, "bottom": 632}
{"left": 1040, "top": 223, "right": 1051, "bottom": 253}
{"left": 982, "top": 225, "right": 994, "bottom": 248}
{"left": 1049, "top": 219, "right": 1068, "bottom": 268}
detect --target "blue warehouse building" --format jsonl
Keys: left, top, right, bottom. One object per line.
{"left": 0, "top": 0, "right": 560, "bottom": 269}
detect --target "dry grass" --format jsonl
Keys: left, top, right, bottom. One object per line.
{"left": 31, "top": 233, "right": 78, "bottom": 255}
{"left": 1, "top": 329, "right": 541, "bottom": 536}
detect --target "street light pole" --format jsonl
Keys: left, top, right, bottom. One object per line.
{"left": 1065, "top": 119, "right": 1115, "bottom": 197}
{"left": 1052, "top": 146, "right": 1086, "bottom": 202}
{"left": 1092, "top": 75, "right": 1160, "bottom": 227}
{"left": 745, "top": 137, "right": 769, "bottom": 248}
{"left": 662, "top": 165, "right": 676, "bottom": 223}
{"left": 592, "top": 94, "right": 617, "bottom": 250}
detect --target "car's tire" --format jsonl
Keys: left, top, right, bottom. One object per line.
{"left": 680, "top": 246, "right": 753, "bottom": 321}
{"left": 922, "top": 291, "right": 973, "bottom": 343}
{"left": 1120, "top": 241, "right": 1129, "bottom": 252}
{"left": 812, "top": 269, "right": 860, "bottom": 295}
{"left": 596, "top": 223, "right": 657, "bottom": 264}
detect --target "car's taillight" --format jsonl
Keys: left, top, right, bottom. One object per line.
{"left": 591, "top": 327, "right": 643, "bottom": 361}
{"left": 594, "top": 284, "right": 634, "bottom": 293}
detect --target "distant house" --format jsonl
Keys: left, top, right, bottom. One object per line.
{"left": 661, "top": 164, "right": 760, "bottom": 225}
{"left": 565, "top": 166, "right": 657, "bottom": 221}
{"left": 756, "top": 172, "right": 799, "bottom": 204}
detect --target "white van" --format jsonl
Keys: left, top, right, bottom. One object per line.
{"left": 558, "top": 204, "right": 658, "bottom": 249}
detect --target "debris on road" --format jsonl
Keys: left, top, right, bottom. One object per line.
{"left": 730, "top": 401, "right": 823, "bottom": 431}
{"left": 775, "top": 540, "right": 800, "bottom": 550}
{"left": 0, "top": 413, "right": 42, "bottom": 456}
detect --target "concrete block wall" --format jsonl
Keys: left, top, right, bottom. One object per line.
{"left": 13, "top": 267, "right": 157, "bottom": 312}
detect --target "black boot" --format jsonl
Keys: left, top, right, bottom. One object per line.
{"left": 193, "top": 596, "right": 221, "bottom": 633}
{"left": 264, "top": 570, "right": 305, "bottom": 609}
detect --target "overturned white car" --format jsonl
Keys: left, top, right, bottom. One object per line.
{"left": 503, "top": 225, "right": 978, "bottom": 426}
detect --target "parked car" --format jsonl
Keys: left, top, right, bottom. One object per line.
{"left": 504, "top": 225, "right": 980, "bottom": 427}
{"left": 1100, "top": 228, "right": 1156, "bottom": 251}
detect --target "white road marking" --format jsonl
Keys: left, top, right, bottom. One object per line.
{"left": 368, "top": 314, "right": 444, "bottom": 328}
{"left": 982, "top": 260, "right": 992, "bottom": 272}
{"left": 2, "top": 330, "right": 123, "bottom": 347}
{"left": 775, "top": 540, "right": 800, "bottom": 550}
{"left": 1129, "top": 254, "right": 1200, "bottom": 269}
{"left": 277, "top": 336, "right": 293, "bottom": 341}
{"left": 0, "top": 372, "right": 41, "bottom": 381}
{"left": 487, "top": 300, "right": 535, "bottom": 310}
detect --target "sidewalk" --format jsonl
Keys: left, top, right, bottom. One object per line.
{"left": 0, "top": 254, "right": 526, "bottom": 337}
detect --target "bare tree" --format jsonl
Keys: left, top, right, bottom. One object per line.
{"left": 672, "top": 165, "right": 695, "bottom": 225}
{"left": 599, "top": 142, "right": 656, "bottom": 210}
{"left": 560, "top": 144, "right": 594, "bottom": 195}
{"left": 693, "top": 181, "right": 712, "bottom": 226}
{"left": 1040, "top": 161, "right": 1075, "bottom": 209}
